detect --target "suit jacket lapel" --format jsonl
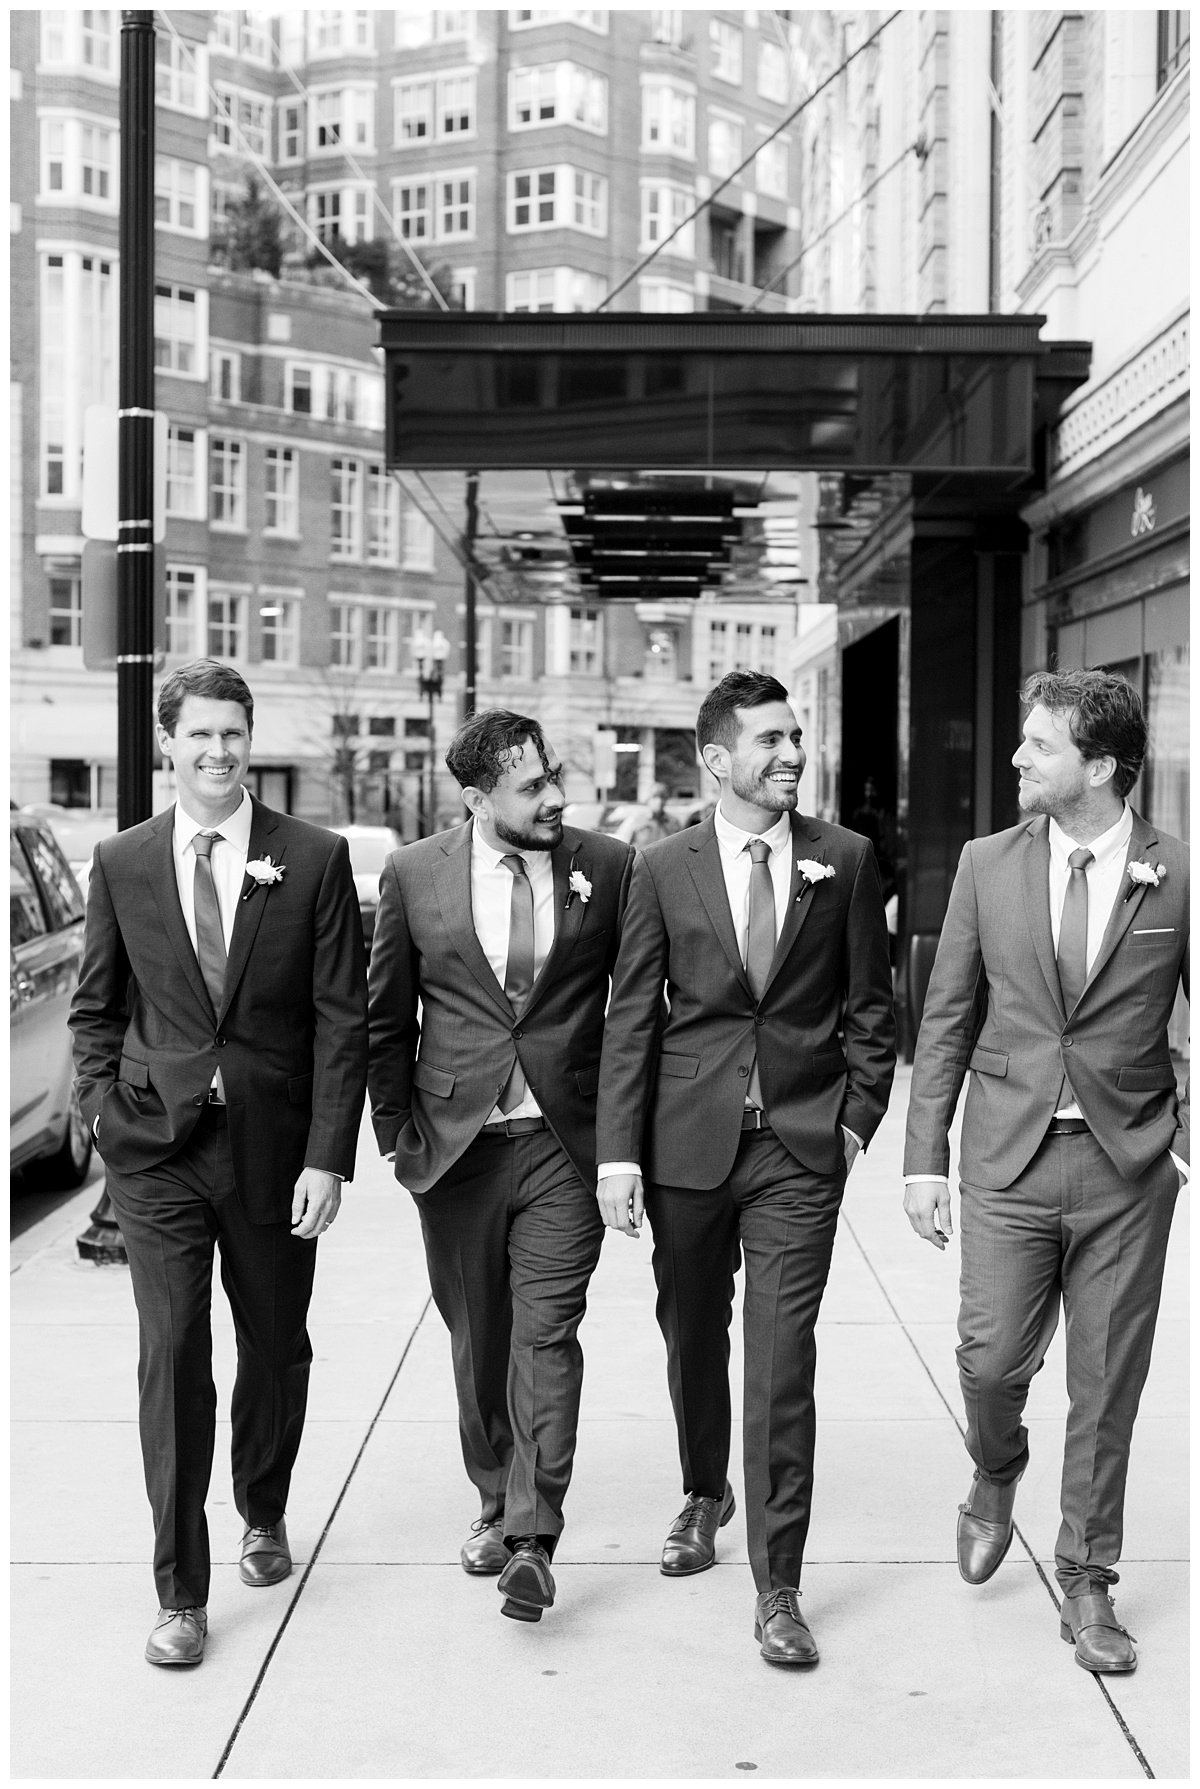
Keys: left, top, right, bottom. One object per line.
{"left": 1082, "top": 811, "right": 1160, "bottom": 993}
{"left": 1020, "top": 817, "right": 1065, "bottom": 1018}
{"left": 522, "top": 832, "right": 587, "bottom": 1019}
{"left": 141, "top": 808, "right": 214, "bottom": 1019}
{"left": 762, "top": 814, "right": 823, "bottom": 996}
{"left": 431, "top": 822, "right": 514, "bottom": 1021}
{"left": 686, "top": 819, "right": 752, "bottom": 994}
{"left": 218, "top": 798, "right": 276, "bottom": 1021}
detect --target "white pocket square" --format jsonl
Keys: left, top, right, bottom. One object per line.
{"left": 1132, "top": 927, "right": 1175, "bottom": 934}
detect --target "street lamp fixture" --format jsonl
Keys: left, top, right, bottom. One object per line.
{"left": 411, "top": 626, "right": 450, "bottom": 837}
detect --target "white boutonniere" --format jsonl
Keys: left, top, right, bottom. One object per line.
{"left": 566, "top": 867, "right": 592, "bottom": 909}
{"left": 1123, "top": 859, "right": 1166, "bottom": 903}
{"left": 242, "top": 856, "right": 286, "bottom": 900}
{"left": 796, "top": 859, "right": 835, "bottom": 901}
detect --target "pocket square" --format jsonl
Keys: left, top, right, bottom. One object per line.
{"left": 1132, "top": 927, "right": 1175, "bottom": 935}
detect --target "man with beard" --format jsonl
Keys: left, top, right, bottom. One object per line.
{"left": 595, "top": 671, "right": 895, "bottom": 1666}
{"left": 368, "top": 709, "right": 634, "bottom": 1623}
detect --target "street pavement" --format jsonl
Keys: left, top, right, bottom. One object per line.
{"left": 10, "top": 1067, "right": 1189, "bottom": 1781}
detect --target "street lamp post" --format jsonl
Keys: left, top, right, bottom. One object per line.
{"left": 411, "top": 627, "right": 450, "bottom": 837}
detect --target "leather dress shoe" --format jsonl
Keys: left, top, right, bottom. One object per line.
{"left": 145, "top": 1606, "right": 207, "bottom": 1666}
{"left": 754, "top": 1589, "right": 819, "bottom": 1667}
{"left": 1060, "top": 1590, "right": 1137, "bottom": 1674}
{"left": 497, "top": 1538, "right": 556, "bottom": 1622}
{"left": 956, "top": 1472, "right": 1021, "bottom": 1584}
{"left": 240, "top": 1518, "right": 292, "bottom": 1587}
{"left": 460, "top": 1518, "right": 509, "bottom": 1576}
{"left": 660, "top": 1482, "right": 736, "bottom": 1576}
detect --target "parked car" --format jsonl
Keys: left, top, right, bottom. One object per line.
{"left": 21, "top": 805, "right": 118, "bottom": 899}
{"left": 10, "top": 807, "right": 93, "bottom": 1188}
{"left": 333, "top": 824, "right": 401, "bottom": 948}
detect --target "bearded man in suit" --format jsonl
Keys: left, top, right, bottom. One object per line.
{"left": 595, "top": 670, "right": 895, "bottom": 1667}
{"left": 904, "top": 668, "right": 1189, "bottom": 1675}
{"left": 368, "top": 709, "right": 633, "bottom": 1623}
{"left": 70, "top": 659, "right": 368, "bottom": 1667}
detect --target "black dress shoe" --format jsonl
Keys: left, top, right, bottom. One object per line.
{"left": 1060, "top": 1590, "right": 1137, "bottom": 1673}
{"left": 460, "top": 1518, "right": 508, "bottom": 1576}
{"left": 956, "top": 1472, "right": 1021, "bottom": 1584}
{"left": 754, "top": 1589, "right": 819, "bottom": 1667}
{"left": 497, "top": 1538, "right": 556, "bottom": 1622}
{"left": 240, "top": 1518, "right": 292, "bottom": 1587}
{"left": 660, "top": 1482, "right": 736, "bottom": 1576}
{"left": 145, "top": 1606, "right": 207, "bottom": 1666}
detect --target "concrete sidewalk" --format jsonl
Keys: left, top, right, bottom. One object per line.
{"left": 11, "top": 1068, "right": 1189, "bottom": 1780}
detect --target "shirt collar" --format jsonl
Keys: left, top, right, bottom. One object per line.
{"left": 713, "top": 805, "right": 792, "bottom": 860}
{"left": 470, "top": 818, "right": 552, "bottom": 875}
{"left": 174, "top": 787, "right": 253, "bottom": 854}
{"left": 1048, "top": 802, "right": 1132, "bottom": 872}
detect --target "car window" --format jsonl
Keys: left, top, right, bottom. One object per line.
{"left": 10, "top": 836, "right": 48, "bottom": 945}
{"left": 19, "top": 826, "right": 86, "bottom": 930}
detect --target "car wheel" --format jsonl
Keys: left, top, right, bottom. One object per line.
{"left": 32, "top": 1084, "right": 94, "bottom": 1191}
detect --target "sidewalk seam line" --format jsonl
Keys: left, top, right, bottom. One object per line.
{"left": 211, "top": 1292, "right": 433, "bottom": 1781}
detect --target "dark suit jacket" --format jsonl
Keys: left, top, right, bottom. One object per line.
{"left": 367, "top": 820, "right": 634, "bottom": 1195}
{"left": 69, "top": 797, "right": 368, "bottom": 1224}
{"left": 904, "top": 808, "right": 1190, "bottom": 1188}
{"left": 595, "top": 812, "right": 896, "bottom": 1187}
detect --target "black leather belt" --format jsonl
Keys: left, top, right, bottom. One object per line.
{"left": 1046, "top": 1117, "right": 1089, "bottom": 1136}
{"left": 740, "top": 1107, "right": 772, "bottom": 1133}
{"left": 479, "top": 1115, "right": 549, "bottom": 1138}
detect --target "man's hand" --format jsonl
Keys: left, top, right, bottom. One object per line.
{"left": 292, "top": 1168, "right": 343, "bottom": 1240}
{"left": 841, "top": 1127, "right": 862, "bottom": 1175}
{"left": 597, "top": 1172, "right": 644, "bottom": 1238}
{"left": 904, "top": 1178, "right": 953, "bottom": 1250}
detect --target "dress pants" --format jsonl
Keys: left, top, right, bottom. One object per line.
{"left": 107, "top": 1105, "right": 317, "bottom": 1609}
{"left": 415, "top": 1127, "right": 604, "bottom": 1554}
{"left": 957, "top": 1131, "right": 1178, "bottom": 1598}
{"left": 646, "top": 1130, "right": 846, "bottom": 1593}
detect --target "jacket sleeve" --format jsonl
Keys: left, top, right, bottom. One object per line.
{"left": 902, "top": 841, "right": 988, "bottom": 1177}
{"left": 595, "top": 851, "right": 668, "bottom": 1163}
{"left": 838, "top": 841, "right": 897, "bottom": 1150}
{"left": 366, "top": 853, "right": 421, "bottom": 1156}
{"left": 304, "top": 833, "right": 369, "bottom": 1180}
{"left": 68, "top": 846, "right": 130, "bottom": 1132}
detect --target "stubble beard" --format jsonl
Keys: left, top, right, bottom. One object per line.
{"left": 492, "top": 813, "right": 563, "bottom": 852}
{"left": 731, "top": 764, "right": 798, "bottom": 814}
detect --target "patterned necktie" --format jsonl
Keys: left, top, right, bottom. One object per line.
{"left": 498, "top": 854, "right": 535, "bottom": 1114}
{"left": 744, "top": 838, "right": 775, "bottom": 1109}
{"left": 1056, "top": 846, "right": 1094, "bottom": 1014}
{"left": 192, "top": 830, "right": 227, "bottom": 1013}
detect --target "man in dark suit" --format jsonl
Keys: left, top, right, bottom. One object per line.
{"left": 70, "top": 660, "right": 367, "bottom": 1666}
{"left": 368, "top": 709, "right": 634, "bottom": 1623}
{"left": 595, "top": 671, "right": 895, "bottom": 1666}
{"left": 904, "top": 668, "right": 1188, "bottom": 1675}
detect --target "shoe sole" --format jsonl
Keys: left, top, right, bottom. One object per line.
{"left": 501, "top": 1597, "right": 544, "bottom": 1622}
{"left": 145, "top": 1650, "right": 204, "bottom": 1666}
{"left": 240, "top": 1563, "right": 291, "bottom": 1587}
{"left": 660, "top": 1493, "right": 737, "bottom": 1577}
{"left": 461, "top": 1558, "right": 506, "bottom": 1576}
{"left": 1059, "top": 1623, "right": 1137, "bottom": 1673}
{"left": 497, "top": 1562, "right": 555, "bottom": 1617}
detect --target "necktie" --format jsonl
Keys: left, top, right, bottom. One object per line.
{"left": 192, "top": 830, "right": 228, "bottom": 1013}
{"left": 498, "top": 854, "right": 535, "bottom": 1114}
{"left": 744, "top": 838, "right": 775, "bottom": 1109}
{"left": 1056, "top": 846, "right": 1094, "bottom": 1014}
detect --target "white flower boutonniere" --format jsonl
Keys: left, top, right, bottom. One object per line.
{"left": 796, "top": 859, "right": 835, "bottom": 901}
{"left": 1123, "top": 859, "right": 1166, "bottom": 903}
{"left": 566, "top": 867, "right": 592, "bottom": 909}
{"left": 242, "top": 856, "right": 286, "bottom": 900}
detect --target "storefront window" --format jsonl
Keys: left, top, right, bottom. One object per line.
{"left": 1143, "top": 641, "right": 1189, "bottom": 839}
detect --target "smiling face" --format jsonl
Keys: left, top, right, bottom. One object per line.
{"left": 466, "top": 734, "right": 566, "bottom": 853}
{"left": 704, "top": 699, "right": 805, "bottom": 833}
{"left": 156, "top": 694, "right": 252, "bottom": 826}
{"left": 1011, "top": 702, "right": 1117, "bottom": 831}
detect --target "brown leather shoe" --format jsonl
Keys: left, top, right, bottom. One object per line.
{"left": 240, "top": 1518, "right": 292, "bottom": 1587}
{"left": 497, "top": 1538, "right": 555, "bottom": 1622}
{"left": 460, "top": 1518, "right": 508, "bottom": 1576}
{"left": 754, "top": 1589, "right": 819, "bottom": 1667}
{"left": 957, "top": 1472, "right": 1021, "bottom": 1584}
{"left": 1060, "top": 1590, "right": 1137, "bottom": 1673}
{"left": 660, "top": 1482, "right": 736, "bottom": 1576}
{"left": 145, "top": 1606, "right": 207, "bottom": 1666}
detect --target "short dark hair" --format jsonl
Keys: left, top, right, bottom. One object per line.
{"left": 696, "top": 671, "right": 790, "bottom": 753}
{"left": 445, "top": 708, "right": 550, "bottom": 793}
{"left": 156, "top": 659, "right": 254, "bottom": 736}
{"left": 1021, "top": 667, "right": 1147, "bottom": 797}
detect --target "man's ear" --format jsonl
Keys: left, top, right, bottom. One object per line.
{"left": 1088, "top": 755, "right": 1118, "bottom": 789}
{"left": 700, "top": 742, "right": 727, "bottom": 782}
{"left": 460, "top": 784, "right": 488, "bottom": 820}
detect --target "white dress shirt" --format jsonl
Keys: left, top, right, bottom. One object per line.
{"left": 171, "top": 789, "right": 252, "bottom": 1104}
{"left": 470, "top": 823, "right": 556, "bottom": 1124}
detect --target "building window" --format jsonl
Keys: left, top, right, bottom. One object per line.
{"left": 287, "top": 364, "right": 313, "bottom": 414}
{"left": 278, "top": 101, "right": 304, "bottom": 160}
{"left": 41, "top": 9, "right": 115, "bottom": 72}
{"left": 363, "top": 605, "right": 399, "bottom": 672}
{"left": 331, "top": 458, "right": 364, "bottom": 559}
{"left": 755, "top": 134, "right": 789, "bottom": 199}
{"left": 209, "top": 437, "right": 246, "bottom": 528}
{"left": 569, "top": 606, "right": 602, "bottom": 675}
{"left": 438, "top": 71, "right": 476, "bottom": 137}
{"left": 508, "top": 166, "right": 607, "bottom": 234}
{"left": 707, "top": 619, "right": 727, "bottom": 683}
{"left": 264, "top": 447, "right": 298, "bottom": 534}
{"left": 449, "top": 267, "right": 477, "bottom": 309}
{"left": 403, "top": 506, "right": 436, "bottom": 571}
{"left": 709, "top": 18, "right": 743, "bottom": 85}
{"left": 708, "top": 113, "right": 744, "bottom": 179}
{"left": 498, "top": 617, "right": 535, "bottom": 679}
{"left": 155, "top": 157, "right": 202, "bottom": 233}
{"left": 395, "top": 78, "right": 432, "bottom": 144}
{"left": 734, "top": 621, "right": 754, "bottom": 669}
{"left": 311, "top": 86, "right": 375, "bottom": 154}
{"left": 209, "top": 349, "right": 240, "bottom": 402}
{"left": 436, "top": 171, "right": 475, "bottom": 239}
{"left": 640, "top": 180, "right": 695, "bottom": 255}
{"left": 757, "top": 40, "right": 789, "bottom": 103}
{"left": 330, "top": 602, "right": 357, "bottom": 667}
{"left": 1157, "top": 11, "right": 1190, "bottom": 85}
{"left": 214, "top": 11, "right": 238, "bottom": 52}
{"left": 39, "top": 117, "right": 117, "bottom": 206}
{"left": 156, "top": 31, "right": 201, "bottom": 111}
{"left": 259, "top": 595, "right": 299, "bottom": 665}
{"left": 505, "top": 266, "right": 607, "bottom": 311}
{"left": 366, "top": 464, "right": 399, "bottom": 563}
{"left": 638, "top": 278, "right": 694, "bottom": 312}
{"left": 396, "top": 181, "right": 431, "bottom": 240}
{"left": 311, "top": 10, "right": 373, "bottom": 55}
{"left": 166, "top": 425, "right": 203, "bottom": 517}
{"left": 41, "top": 252, "right": 116, "bottom": 500}
{"left": 510, "top": 10, "right": 607, "bottom": 31}
{"left": 758, "top": 624, "right": 778, "bottom": 674}
{"left": 240, "top": 14, "right": 271, "bottom": 62}
{"left": 166, "top": 565, "right": 202, "bottom": 656}
{"left": 154, "top": 283, "right": 200, "bottom": 375}
{"left": 509, "top": 63, "right": 607, "bottom": 133}
{"left": 48, "top": 574, "right": 83, "bottom": 648}
{"left": 642, "top": 80, "right": 696, "bottom": 156}
{"left": 212, "top": 85, "right": 269, "bottom": 156}
{"left": 311, "top": 185, "right": 372, "bottom": 245}
{"left": 207, "top": 588, "right": 246, "bottom": 659}
{"left": 650, "top": 11, "right": 684, "bottom": 47}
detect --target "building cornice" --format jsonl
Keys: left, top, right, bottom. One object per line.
{"left": 1022, "top": 392, "right": 1189, "bottom": 531}
{"left": 1047, "top": 308, "right": 1189, "bottom": 481}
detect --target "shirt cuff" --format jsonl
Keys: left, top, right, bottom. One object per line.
{"left": 1169, "top": 1150, "right": 1189, "bottom": 1185}
{"left": 841, "top": 1125, "right": 864, "bottom": 1151}
{"left": 598, "top": 1162, "right": 641, "bottom": 1180}
{"left": 904, "top": 1173, "right": 950, "bottom": 1184}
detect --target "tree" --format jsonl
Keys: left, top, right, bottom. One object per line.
{"left": 304, "top": 235, "right": 461, "bottom": 308}
{"left": 213, "top": 174, "right": 285, "bottom": 278}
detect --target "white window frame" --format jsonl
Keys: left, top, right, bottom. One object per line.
{"left": 166, "top": 424, "right": 206, "bottom": 519}
{"left": 209, "top": 436, "right": 247, "bottom": 530}
{"left": 509, "top": 10, "right": 606, "bottom": 32}
{"left": 496, "top": 613, "right": 535, "bottom": 679}
{"left": 39, "top": 114, "right": 118, "bottom": 210}
{"left": 39, "top": 9, "right": 117, "bottom": 76}
{"left": 393, "top": 77, "right": 433, "bottom": 146}
{"left": 155, "top": 156, "right": 206, "bottom": 235}
{"left": 568, "top": 605, "right": 603, "bottom": 676}
{"left": 366, "top": 464, "right": 400, "bottom": 565}
{"left": 47, "top": 570, "right": 84, "bottom": 650}
{"left": 434, "top": 9, "right": 474, "bottom": 38}
{"left": 155, "top": 32, "right": 205, "bottom": 113}
{"left": 505, "top": 266, "right": 606, "bottom": 311}
{"left": 329, "top": 599, "right": 359, "bottom": 668}
{"left": 641, "top": 78, "right": 696, "bottom": 157}
{"left": 638, "top": 277, "right": 695, "bottom": 312}
{"left": 709, "top": 18, "right": 744, "bottom": 86}
{"left": 639, "top": 179, "right": 696, "bottom": 256}
{"left": 757, "top": 39, "right": 789, "bottom": 104}
{"left": 286, "top": 363, "right": 314, "bottom": 415}
{"left": 165, "top": 563, "right": 206, "bottom": 657}
{"left": 436, "top": 69, "right": 476, "bottom": 140}
{"left": 40, "top": 251, "right": 117, "bottom": 503}
{"left": 207, "top": 585, "right": 248, "bottom": 660}
{"left": 310, "top": 183, "right": 373, "bottom": 245}
{"left": 362, "top": 602, "right": 400, "bottom": 672}
{"left": 395, "top": 9, "right": 432, "bottom": 49}
{"left": 277, "top": 99, "right": 304, "bottom": 162}
{"left": 257, "top": 589, "right": 301, "bottom": 667}
{"left": 402, "top": 506, "right": 436, "bottom": 572}
{"left": 435, "top": 169, "right": 476, "bottom": 241}
{"left": 309, "top": 84, "right": 377, "bottom": 157}
{"left": 755, "top": 131, "right": 789, "bottom": 200}
{"left": 508, "top": 165, "right": 607, "bottom": 235}
{"left": 209, "top": 348, "right": 241, "bottom": 403}
{"left": 707, "top": 110, "right": 744, "bottom": 180}
{"left": 264, "top": 446, "right": 299, "bottom": 536}
{"left": 211, "top": 83, "right": 270, "bottom": 157}
{"left": 449, "top": 267, "right": 477, "bottom": 310}
{"left": 154, "top": 282, "right": 206, "bottom": 380}
{"left": 310, "top": 10, "right": 374, "bottom": 57}
{"left": 331, "top": 458, "right": 364, "bottom": 561}
{"left": 509, "top": 62, "right": 608, "bottom": 134}
{"left": 394, "top": 179, "right": 432, "bottom": 241}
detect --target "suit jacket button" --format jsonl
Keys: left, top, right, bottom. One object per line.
{"left": 755, "top": 1014, "right": 766, "bottom": 1026}
{"left": 193, "top": 1094, "right": 205, "bottom": 1106}
{"left": 737, "top": 1065, "right": 749, "bottom": 1077}
{"left": 214, "top": 1035, "right": 226, "bottom": 1047}
{"left": 1062, "top": 1035, "right": 1073, "bottom": 1046}
{"left": 512, "top": 1027, "right": 523, "bottom": 1040}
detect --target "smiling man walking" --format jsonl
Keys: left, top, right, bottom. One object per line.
{"left": 595, "top": 671, "right": 895, "bottom": 1666}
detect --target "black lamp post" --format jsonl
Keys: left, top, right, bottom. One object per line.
{"left": 411, "top": 627, "right": 450, "bottom": 837}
